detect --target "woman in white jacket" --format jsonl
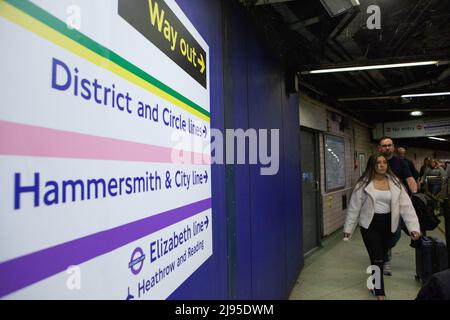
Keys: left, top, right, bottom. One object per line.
{"left": 344, "top": 153, "right": 421, "bottom": 300}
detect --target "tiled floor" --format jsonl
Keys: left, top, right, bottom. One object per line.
{"left": 289, "top": 223, "right": 446, "bottom": 300}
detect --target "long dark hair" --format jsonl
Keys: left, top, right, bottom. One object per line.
{"left": 355, "top": 153, "right": 402, "bottom": 191}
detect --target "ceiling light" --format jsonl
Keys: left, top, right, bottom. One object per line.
{"left": 302, "top": 61, "right": 439, "bottom": 74}
{"left": 410, "top": 111, "right": 423, "bottom": 116}
{"left": 428, "top": 137, "right": 447, "bottom": 141}
{"left": 401, "top": 92, "right": 450, "bottom": 98}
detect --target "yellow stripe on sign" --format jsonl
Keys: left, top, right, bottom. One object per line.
{"left": 0, "top": 1, "right": 210, "bottom": 123}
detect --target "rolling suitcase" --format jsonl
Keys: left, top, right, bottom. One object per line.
{"left": 414, "top": 236, "right": 448, "bottom": 285}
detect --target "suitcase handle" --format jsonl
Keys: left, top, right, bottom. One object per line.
{"left": 410, "top": 235, "right": 428, "bottom": 248}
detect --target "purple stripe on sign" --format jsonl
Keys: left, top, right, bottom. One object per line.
{"left": 424, "top": 124, "right": 449, "bottom": 129}
{"left": 0, "top": 198, "right": 211, "bottom": 298}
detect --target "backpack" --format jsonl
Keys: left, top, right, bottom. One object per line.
{"left": 411, "top": 193, "right": 440, "bottom": 231}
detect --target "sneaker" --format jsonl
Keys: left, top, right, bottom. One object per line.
{"left": 383, "top": 261, "right": 392, "bottom": 276}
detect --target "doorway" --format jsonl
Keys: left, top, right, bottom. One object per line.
{"left": 300, "top": 128, "right": 322, "bottom": 256}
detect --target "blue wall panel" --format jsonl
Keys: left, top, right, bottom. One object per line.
{"left": 169, "top": 0, "right": 302, "bottom": 300}
{"left": 169, "top": 0, "right": 228, "bottom": 299}
{"left": 282, "top": 80, "right": 303, "bottom": 292}
{"left": 247, "top": 36, "right": 287, "bottom": 299}
{"left": 223, "top": 3, "right": 302, "bottom": 299}
{"left": 222, "top": 1, "right": 253, "bottom": 299}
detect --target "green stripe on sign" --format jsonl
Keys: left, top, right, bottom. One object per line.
{"left": 6, "top": 0, "right": 210, "bottom": 118}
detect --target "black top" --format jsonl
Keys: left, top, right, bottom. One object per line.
{"left": 388, "top": 156, "right": 413, "bottom": 190}
{"left": 404, "top": 158, "right": 419, "bottom": 181}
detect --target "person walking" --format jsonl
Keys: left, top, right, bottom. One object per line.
{"left": 397, "top": 146, "right": 419, "bottom": 182}
{"left": 378, "top": 137, "right": 417, "bottom": 194}
{"left": 421, "top": 159, "right": 446, "bottom": 195}
{"left": 419, "top": 157, "right": 431, "bottom": 192}
{"left": 343, "top": 153, "right": 421, "bottom": 300}
{"left": 377, "top": 137, "right": 418, "bottom": 275}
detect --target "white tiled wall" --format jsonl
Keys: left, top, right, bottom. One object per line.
{"left": 318, "top": 111, "right": 373, "bottom": 236}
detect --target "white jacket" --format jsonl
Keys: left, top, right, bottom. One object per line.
{"left": 343, "top": 176, "right": 420, "bottom": 236}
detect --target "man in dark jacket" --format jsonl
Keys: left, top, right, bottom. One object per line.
{"left": 397, "top": 146, "right": 419, "bottom": 182}
{"left": 378, "top": 138, "right": 417, "bottom": 194}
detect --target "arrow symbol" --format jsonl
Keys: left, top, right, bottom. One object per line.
{"left": 204, "top": 216, "right": 209, "bottom": 229}
{"left": 204, "top": 170, "right": 208, "bottom": 183}
{"left": 197, "top": 53, "right": 205, "bottom": 74}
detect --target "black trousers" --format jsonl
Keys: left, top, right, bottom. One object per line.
{"left": 360, "top": 213, "right": 394, "bottom": 296}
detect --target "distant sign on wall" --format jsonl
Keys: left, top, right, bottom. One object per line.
{"left": 0, "top": 0, "right": 211, "bottom": 299}
{"left": 373, "top": 118, "right": 450, "bottom": 139}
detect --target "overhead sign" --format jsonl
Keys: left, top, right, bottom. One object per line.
{"left": 118, "top": 0, "right": 207, "bottom": 88}
{"left": 423, "top": 118, "right": 450, "bottom": 137}
{"left": 384, "top": 119, "right": 424, "bottom": 138}
{"left": 373, "top": 118, "right": 450, "bottom": 139}
{"left": 0, "top": 0, "right": 211, "bottom": 299}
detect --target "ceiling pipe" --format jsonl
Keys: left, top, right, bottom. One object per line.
{"left": 289, "top": 16, "right": 322, "bottom": 30}
{"left": 273, "top": 3, "right": 380, "bottom": 119}
{"left": 298, "top": 81, "right": 326, "bottom": 96}
{"left": 386, "top": 0, "right": 423, "bottom": 54}
{"left": 273, "top": 2, "right": 365, "bottom": 87}
{"left": 277, "top": 4, "right": 374, "bottom": 92}
{"left": 322, "top": 45, "right": 373, "bottom": 91}
{"left": 326, "top": 8, "right": 383, "bottom": 91}
{"left": 298, "top": 80, "right": 363, "bottom": 121}
{"left": 385, "top": 67, "right": 450, "bottom": 94}
{"left": 330, "top": 39, "right": 383, "bottom": 90}
{"left": 385, "top": 80, "right": 437, "bottom": 94}
{"left": 391, "top": 0, "right": 433, "bottom": 56}
{"left": 438, "top": 67, "right": 450, "bottom": 81}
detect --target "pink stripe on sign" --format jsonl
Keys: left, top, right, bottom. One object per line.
{"left": 0, "top": 120, "right": 211, "bottom": 164}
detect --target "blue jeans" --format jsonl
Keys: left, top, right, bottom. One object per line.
{"left": 385, "top": 218, "right": 406, "bottom": 262}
